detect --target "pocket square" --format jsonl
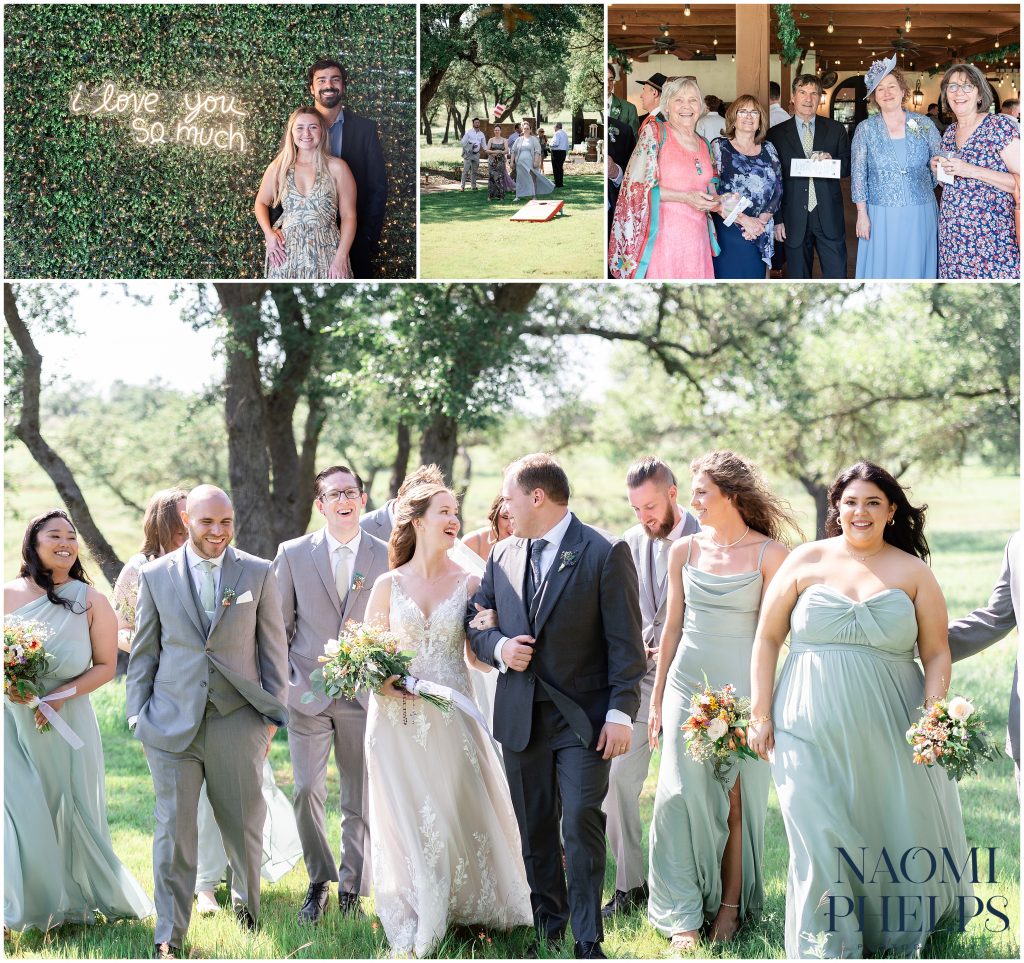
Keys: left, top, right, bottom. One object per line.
{"left": 235, "top": 590, "right": 254, "bottom": 605}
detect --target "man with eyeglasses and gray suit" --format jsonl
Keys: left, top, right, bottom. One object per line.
{"left": 274, "top": 465, "right": 389, "bottom": 923}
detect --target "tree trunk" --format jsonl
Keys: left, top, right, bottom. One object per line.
{"left": 389, "top": 421, "right": 412, "bottom": 499}
{"left": 797, "top": 473, "right": 831, "bottom": 539}
{"left": 419, "top": 413, "right": 459, "bottom": 485}
{"left": 423, "top": 113, "right": 433, "bottom": 145}
{"left": 213, "top": 282, "right": 278, "bottom": 558}
{"left": 442, "top": 107, "right": 452, "bottom": 145}
{"left": 498, "top": 74, "right": 527, "bottom": 122}
{"left": 4, "top": 284, "right": 124, "bottom": 585}
{"left": 420, "top": 65, "right": 448, "bottom": 118}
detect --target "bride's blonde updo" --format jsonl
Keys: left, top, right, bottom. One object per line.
{"left": 388, "top": 482, "right": 457, "bottom": 569}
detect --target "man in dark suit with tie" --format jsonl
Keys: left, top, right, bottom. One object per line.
{"left": 467, "top": 454, "right": 645, "bottom": 959}
{"left": 308, "top": 58, "right": 388, "bottom": 279}
{"left": 607, "top": 116, "right": 636, "bottom": 240}
{"left": 766, "top": 74, "right": 851, "bottom": 278}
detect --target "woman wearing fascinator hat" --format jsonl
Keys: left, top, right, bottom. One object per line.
{"left": 851, "top": 55, "right": 942, "bottom": 279}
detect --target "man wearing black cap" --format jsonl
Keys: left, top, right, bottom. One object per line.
{"left": 637, "top": 73, "right": 666, "bottom": 128}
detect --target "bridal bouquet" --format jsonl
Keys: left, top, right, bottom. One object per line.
{"left": 4, "top": 616, "right": 55, "bottom": 731}
{"left": 906, "top": 696, "right": 999, "bottom": 782}
{"left": 682, "top": 679, "right": 758, "bottom": 787}
{"left": 305, "top": 619, "right": 453, "bottom": 712}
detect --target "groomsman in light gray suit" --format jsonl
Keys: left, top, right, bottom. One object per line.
{"left": 948, "top": 531, "right": 1021, "bottom": 790}
{"left": 127, "top": 486, "right": 289, "bottom": 959}
{"left": 360, "top": 464, "right": 447, "bottom": 542}
{"left": 275, "top": 465, "right": 389, "bottom": 923}
{"left": 603, "top": 457, "right": 699, "bottom": 919}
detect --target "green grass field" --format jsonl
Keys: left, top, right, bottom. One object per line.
{"left": 418, "top": 175, "right": 605, "bottom": 279}
{"left": 3, "top": 446, "right": 1020, "bottom": 959}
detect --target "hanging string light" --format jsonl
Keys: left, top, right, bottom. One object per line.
{"left": 827, "top": 15, "right": 834, "bottom": 34}
{"left": 684, "top": 3, "right": 691, "bottom": 15}
{"left": 904, "top": 8, "right": 912, "bottom": 32}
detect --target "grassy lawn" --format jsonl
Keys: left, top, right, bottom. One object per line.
{"left": 4, "top": 446, "right": 1019, "bottom": 958}
{"left": 419, "top": 175, "right": 605, "bottom": 279}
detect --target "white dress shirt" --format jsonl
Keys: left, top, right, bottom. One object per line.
{"left": 494, "top": 511, "right": 631, "bottom": 728}
{"left": 461, "top": 128, "right": 487, "bottom": 152}
{"left": 324, "top": 527, "right": 362, "bottom": 583}
{"left": 551, "top": 129, "right": 569, "bottom": 151}
{"left": 769, "top": 103, "right": 791, "bottom": 128}
{"left": 185, "top": 541, "right": 225, "bottom": 603}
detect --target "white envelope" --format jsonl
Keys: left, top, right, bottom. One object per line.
{"left": 936, "top": 164, "right": 955, "bottom": 185}
{"left": 235, "top": 590, "right": 254, "bottom": 605}
{"left": 790, "top": 158, "right": 841, "bottom": 179}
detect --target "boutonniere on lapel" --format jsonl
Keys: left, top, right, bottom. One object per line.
{"left": 906, "top": 117, "right": 924, "bottom": 139}
{"left": 221, "top": 589, "right": 236, "bottom": 608}
{"left": 351, "top": 573, "right": 366, "bottom": 592}
{"left": 557, "top": 551, "right": 579, "bottom": 573}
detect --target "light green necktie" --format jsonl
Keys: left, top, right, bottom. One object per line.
{"left": 335, "top": 545, "right": 352, "bottom": 604}
{"left": 801, "top": 121, "right": 817, "bottom": 212}
{"left": 655, "top": 539, "right": 669, "bottom": 587}
{"left": 199, "top": 559, "right": 216, "bottom": 617}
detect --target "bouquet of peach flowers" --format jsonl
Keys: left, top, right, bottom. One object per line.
{"left": 906, "top": 695, "right": 998, "bottom": 782}
{"left": 682, "top": 678, "right": 758, "bottom": 787}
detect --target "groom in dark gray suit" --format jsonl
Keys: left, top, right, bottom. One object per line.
{"left": 274, "top": 465, "right": 389, "bottom": 922}
{"left": 127, "top": 486, "right": 288, "bottom": 958}
{"left": 468, "top": 453, "right": 645, "bottom": 959}
{"left": 948, "top": 531, "right": 1021, "bottom": 789}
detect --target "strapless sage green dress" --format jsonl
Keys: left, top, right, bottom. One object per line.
{"left": 4, "top": 581, "right": 154, "bottom": 932}
{"left": 648, "top": 541, "right": 772, "bottom": 935}
{"left": 773, "top": 585, "right": 972, "bottom": 958}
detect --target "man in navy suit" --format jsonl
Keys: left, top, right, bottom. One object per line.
{"left": 766, "top": 74, "right": 851, "bottom": 278}
{"left": 308, "top": 58, "right": 388, "bottom": 279}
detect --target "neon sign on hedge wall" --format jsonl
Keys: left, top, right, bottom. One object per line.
{"left": 70, "top": 81, "right": 249, "bottom": 152}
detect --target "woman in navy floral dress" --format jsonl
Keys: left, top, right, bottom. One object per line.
{"left": 710, "top": 96, "right": 783, "bottom": 279}
{"left": 932, "top": 63, "right": 1020, "bottom": 279}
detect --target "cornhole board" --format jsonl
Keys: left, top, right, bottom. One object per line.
{"left": 510, "top": 199, "right": 564, "bottom": 222}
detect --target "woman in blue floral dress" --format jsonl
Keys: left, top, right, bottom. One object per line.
{"left": 852, "top": 59, "right": 942, "bottom": 279}
{"left": 710, "top": 96, "right": 783, "bottom": 279}
{"left": 932, "top": 63, "right": 1020, "bottom": 279}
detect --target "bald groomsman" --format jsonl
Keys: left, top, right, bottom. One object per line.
{"left": 602, "top": 457, "right": 699, "bottom": 918}
{"left": 274, "top": 465, "right": 389, "bottom": 922}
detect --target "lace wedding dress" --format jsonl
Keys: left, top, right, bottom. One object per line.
{"left": 365, "top": 575, "right": 532, "bottom": 957}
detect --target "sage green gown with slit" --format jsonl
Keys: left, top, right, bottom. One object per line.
{"left": 648, "top": 541, "right": 772, "bottom": 935}
{"left": 773, "top": 585, "right": 972, "bottom": 958}
{"left": 4, "top": 581, "right": 154, "bottom": 932}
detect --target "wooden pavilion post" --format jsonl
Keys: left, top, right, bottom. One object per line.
{"left": 736, "top": 5, "right": 770, "bottom": 108}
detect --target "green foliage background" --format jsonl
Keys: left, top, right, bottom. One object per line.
{"left": 3, "top": 4, "right": 416, "bottom": 279}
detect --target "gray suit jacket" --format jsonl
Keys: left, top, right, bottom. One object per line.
{"left": 623, "top": 512, "right": 700, "bottom": 650}
{"left": 359, "top": 501, "right": 394, "bottom": 542}
{"left": 127, "top": 545, "right": 289, "bottom": 753}
{"left": 948, "top": 531, "right": 1021, "bottom": 762}
{"left": 468, "top": 514, "right": 646, "bottom": 752}
{"left": 274, "top": 528, "right": 390, "bottom": 715}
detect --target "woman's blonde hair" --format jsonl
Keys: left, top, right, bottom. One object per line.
{"left": 271, "top": 106, "right": 333, "bottom": 207}
{"left": 661, "top": 77, "right": 706, "bottom": 124}
{"left": 140, "top": 487, "right": 189, "bottom": 559}
{"left": 723, "top": 94, "right": 768, "bottom": 143}
{"left": 388, "top": 482, "right": 456, "bottom": 569}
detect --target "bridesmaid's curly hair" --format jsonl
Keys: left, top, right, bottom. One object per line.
{"left": 388, "top": 482, "right": 457, "bottom": 570}
{"left": 19, "top": 509, "right": 92, "bottom": 611}
{"left": 825, "top": 462, "right": 930, "bottom": 562}
{"left": 690, "top": 450, "right": 802, "bottom": 546}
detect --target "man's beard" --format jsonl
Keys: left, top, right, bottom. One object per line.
{"left": 645, "top": 504, "right": 677, "bottom": 540}
{"left": 317, "top": 89, "right": 342, "bottom": 108}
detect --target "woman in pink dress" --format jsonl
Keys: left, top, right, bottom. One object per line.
{"left": 610, "top": 77, "right": 719, "bottom": 279}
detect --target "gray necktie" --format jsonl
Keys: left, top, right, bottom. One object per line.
{"left": 335, "top": 545, "right": 352, "bottom": 605}
{"left": 527, "top": 538, "right": 549, "bottom": 602}
{"left": 198, "top": 560, "right": 216, "bottom": 618}
{"left": 655, "top": 539, "right": 669, "bottom": 587}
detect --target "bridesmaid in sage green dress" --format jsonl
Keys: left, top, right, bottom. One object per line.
{"left": 648, "top": 451, "right": 795, "bottom": 951}
{"left": 5, "top": 510, "right": 154, "bottom": 933}
{"left": 750, "top": 462, "right": 972, "bottom": 958}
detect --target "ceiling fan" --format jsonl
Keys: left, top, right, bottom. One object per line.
{"left": 618, "top": 29, "right": 687, "bottom": 59}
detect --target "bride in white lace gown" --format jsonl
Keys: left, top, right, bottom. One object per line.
{"left": 363, "top": 482, "right": 532, "bottom": 957}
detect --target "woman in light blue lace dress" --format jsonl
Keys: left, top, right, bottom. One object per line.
{"left": 852, "top": 60, "right": 941, "bottom": 279}
{"left": 750, "top": 463, "right": 972, "bottom": 958}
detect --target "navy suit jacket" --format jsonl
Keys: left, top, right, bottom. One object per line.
{"left": 338, "top": 108, "right": 388, "bottom": 279}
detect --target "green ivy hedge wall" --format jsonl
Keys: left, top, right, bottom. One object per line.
{"left": 4, "top": 4, "right": 416, "bottom": 279}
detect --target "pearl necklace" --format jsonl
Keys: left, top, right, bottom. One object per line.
{"left": 845, "top": 543, "right": 885, "bottom": 562}
{"left": 711, "top": 526, "right": 750, "bottom": 549}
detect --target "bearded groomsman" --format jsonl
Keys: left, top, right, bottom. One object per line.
{"left": 127, "top": 486, "right": 289, "bottom": 959}
{"left": 603, "top": 458, "right": 699, "bottom": 919}
{"left": 274, "top": 465, "right": 389, "bottom": 922}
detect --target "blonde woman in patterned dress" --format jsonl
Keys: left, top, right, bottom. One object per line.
{"left": 255, "top": 106, "right": 357, "bottom": 279}
{"left": 362, "top": 482, "right": 532, "bottom": 958}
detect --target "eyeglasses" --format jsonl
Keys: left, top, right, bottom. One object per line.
{"left": 320, "top": 488, "right": 363, "bottom": 503}
{"left": 735, "top": 109, "right": 761, "bottom": 118}
{"left": 945, "top": 82, "right": 977, "bottom": 94}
